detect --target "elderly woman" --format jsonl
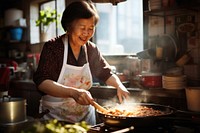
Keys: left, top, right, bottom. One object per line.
{"left": 33, "top": 0, "right": 129, "bottom": 125}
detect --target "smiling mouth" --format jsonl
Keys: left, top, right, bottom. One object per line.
{"left": 80, "top": 37, "right": 87, "bottom": 42}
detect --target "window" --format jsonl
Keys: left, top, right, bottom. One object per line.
{"left": 30, "top": 0, "right": 65, "bottom": 44}
{"left": 95, "top": 0, "right": 143, "bottom": 55}
{"left": 30, "top": 0, "right": 143, "bottom": 55}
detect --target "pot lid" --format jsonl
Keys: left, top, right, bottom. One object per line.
{"left": 0, "top": 95, "right": 25, "bottom": 102}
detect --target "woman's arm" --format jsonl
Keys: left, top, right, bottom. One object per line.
{"left": 38, "top": 79, "right": 94, "bottom": 105}
{"left": 105, "top": 74, "right": 130, "bottom": 103}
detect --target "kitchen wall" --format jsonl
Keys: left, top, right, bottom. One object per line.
{"left": 144, "top": 0, "right": 200, "bottom": 86}
{"left": 91, "top": 1, "right": 200, "bottom": 88}
{"left": 1, "top": 0, "right": 200, "bottom": 86}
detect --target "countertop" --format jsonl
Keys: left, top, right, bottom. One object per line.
{"left": 9, "top": 79, "right": 186, "bottom": 99}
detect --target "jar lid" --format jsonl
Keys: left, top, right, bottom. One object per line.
{"left": 141, "top": 72, "right": 162, "bottom": 76}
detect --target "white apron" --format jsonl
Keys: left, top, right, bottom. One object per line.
{"left": 39, "top": 35, "right": 96, "bottom": 125}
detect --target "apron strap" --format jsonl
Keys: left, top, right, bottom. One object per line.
{"left": 84, "top": 44, "right": 89, "bottom": 63}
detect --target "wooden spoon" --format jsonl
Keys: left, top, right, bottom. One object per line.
{"left": 92, "top": 101, "right": 108, "bottom": 113}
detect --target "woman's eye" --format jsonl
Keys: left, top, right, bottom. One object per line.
{"left": 80, "top": 27, "right": 85, "bottom": 30}
{"left": 89, "top": 27, "right": 95, "bottom": 31}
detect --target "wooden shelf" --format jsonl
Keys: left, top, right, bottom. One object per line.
{"left": 144, "top": 6, "right": 199, "bottom": 17}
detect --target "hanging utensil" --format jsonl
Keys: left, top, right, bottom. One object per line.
{"left": 176, "top": 48, "right": 194, "bottom": 67}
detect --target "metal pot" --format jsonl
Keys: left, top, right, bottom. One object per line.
{"left": 0, "top": 95, "right": 27, "bottom": 124}
{"left": 96, "top": 103, "right": 175, "bottom": 127}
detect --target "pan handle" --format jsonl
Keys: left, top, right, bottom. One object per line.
{"left": 158, "top": 116, "right": 200, "bottom": 124}
{"left": 176, "top": 109, "right": 200, "bottom": 116}
{"left": 2, "top": 95, "right": 11, "bottom": 102}
{"left": 110, "top": 126, "right": 134, "bottom": 133}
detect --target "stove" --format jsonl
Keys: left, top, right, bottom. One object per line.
{"left": 0, "top": 112, "right": 199, "bottom": 133}
{"left": 89, "top": 113, "right": 200, "bottom": 133}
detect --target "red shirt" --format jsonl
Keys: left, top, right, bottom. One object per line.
{"left": 33, "top": 34, "right": 112, "bottom": 88}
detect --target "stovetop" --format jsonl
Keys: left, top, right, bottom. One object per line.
{"left": 89, "top": 113, "right": 200, "bottom": 133}
{"left": 89, "top": 122, "right": 200, "bottom": 133}
{"left": 0, "top": 112, "right": 199, "bottom": 133}
{"left": 1, "top": 121, "right": 199, "bottom": 133}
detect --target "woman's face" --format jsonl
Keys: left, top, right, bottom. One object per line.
{"left": 69, "top": 17, "right": 96, "bottom": 47}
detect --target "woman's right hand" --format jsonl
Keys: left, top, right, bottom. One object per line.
{"left": 71, "top": 89, "right": 94, "bottom": 105}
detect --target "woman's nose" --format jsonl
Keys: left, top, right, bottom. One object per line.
{"left": 82, "top": 30, "right": 88, "bottom": 36}
{"left": 82, "top": 29, "right": 91, "bottom": 36}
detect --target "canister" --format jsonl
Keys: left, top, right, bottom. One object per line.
{"left": 141, "top": 72, "right": 162, "bottom": 88}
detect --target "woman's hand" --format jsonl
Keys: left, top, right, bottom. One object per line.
{"left": 117, "top": 84, "right": 130, "bottom": 103}
{"left": 71, "top": 89, "right": 94, "bottom": 105}
{"left": 105, "top": 74, "right": 130, "bottom": 103}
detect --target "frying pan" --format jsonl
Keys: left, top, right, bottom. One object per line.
{"left": 96, "top": 103, "right": 185, "bottom": 128}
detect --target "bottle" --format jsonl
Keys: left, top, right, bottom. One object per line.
{"left": 155, "top": 36, "right": 163, "bottom": 60}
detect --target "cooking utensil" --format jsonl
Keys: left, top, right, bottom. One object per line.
{"left": 92, "top": 101, "right": 109, "bottom": 113}
{"left": 176, "top": 53, "right": 191, "bottom": 66}
{"left": 97, "top": 103, "right": 177, "bottom": 128}
{"left": 176, "top": 48, "right": 194, "bottom": 67}
{"left": 0, "top": 95, "right": 27, "bottom": 125}
{"left": 148, "top": 34, "right": 178, "bottom": 61}
{"left": 111, "top": 126, "right": 134, "bottom": 133}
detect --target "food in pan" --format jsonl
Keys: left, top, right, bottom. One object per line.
{"left": 101, "top": 105, "right": 165, "bottom": 117}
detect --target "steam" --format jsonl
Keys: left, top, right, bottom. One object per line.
{"left": 101, "top": 90, "right": 151, "bottom": 110}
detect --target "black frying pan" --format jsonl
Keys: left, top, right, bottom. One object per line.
{"left": 96, "top": 103, "right": 186, "bottom": 128}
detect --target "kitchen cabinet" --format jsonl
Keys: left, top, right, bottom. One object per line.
{"left": 0, "top": 0, "right": 30, "bottom": 63}
{"left": 144, "top": 0, "right": 200, "bottom": 34}
{"left": 143, "top": 0, "right": 200, "bottom": 61}
{"left": 144, "top": 6, "right": 199, "bottom": 34}
{"left": 0, "top": 26, "right": 28, "bottom": 63}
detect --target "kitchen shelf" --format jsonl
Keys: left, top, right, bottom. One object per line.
{"left": 144, "top": 6, "right": 199, "bottom": 17}
{"left": 0, "top": 26, "right": 26, "bottom": 30}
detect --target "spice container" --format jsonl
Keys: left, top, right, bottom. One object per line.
{"left": 141, "top": 72, "right": 162, "bottom": 88}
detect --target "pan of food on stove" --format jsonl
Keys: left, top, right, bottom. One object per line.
{"left": 96, "top": 102, "right": 194, "bottom": 128}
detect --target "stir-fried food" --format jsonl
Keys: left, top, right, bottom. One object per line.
{"left": 102, "top": 105, "right": 165, "bottom": 117}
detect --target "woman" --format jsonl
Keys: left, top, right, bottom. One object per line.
{"left": 33, "top": 0, "right": 129, "bottom": 125}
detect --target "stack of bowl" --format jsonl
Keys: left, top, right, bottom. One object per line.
{"left": 162, "top": 75, "right": 187, "bottom": 90}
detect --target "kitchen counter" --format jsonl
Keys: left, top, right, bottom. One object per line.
{"left": 9, "top": 80, "right": 186, "bottom": 98}
{"left": 90, "top": 85, "right": 185, "bottom": 99}
{"left": 8, "top": 80, "right": 187, "bottom": 117}
{"left": 90, "top": 85, "right": 187, "bottom": 110}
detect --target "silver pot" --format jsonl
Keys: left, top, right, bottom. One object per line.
{"left": 0, "top": 95, "right": 27, "bottom": 124}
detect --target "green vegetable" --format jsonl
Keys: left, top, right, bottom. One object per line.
{"left": 21, "top": 119, "right": 91, "bottom": 133}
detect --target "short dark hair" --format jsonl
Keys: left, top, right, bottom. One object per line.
{"left": 61, "top": 1, "right": 99, "bottom": 32}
